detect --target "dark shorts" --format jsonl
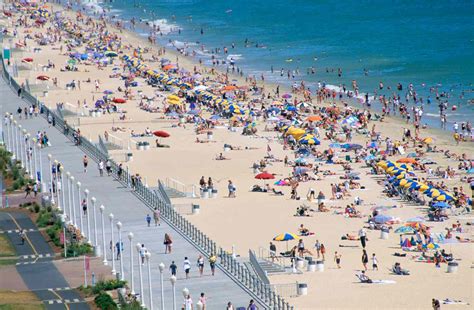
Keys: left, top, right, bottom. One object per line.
{"left": 336, "top": 259, "right": 341, "bottom": 264}
{"left": 185, "top": 268, "right": 190, "bottom": 274}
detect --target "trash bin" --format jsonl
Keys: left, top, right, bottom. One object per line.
{"left": 201, "top": 189, "right": 209, "bottom": 199}
{"left": 126, "top": 153, "right": 133, "bottom": 162}
{"left": 43, "top": 91, "right": 48, "bottom": 97}
{"left": 297, "top": 283, "right": 308, "bottom": 296}
{"left": 307, "top": 261, "right": 316, "bottom": 272}
{"left": 380, "top": 228, "right": 389, "bottom": 240}
{"left": 447, "top": 262, "right": 458, "bottom": 273}
{"left": 296, "top": 258, "right": 305, "bottom": 269}
{"left": 207, "top": 132, "right": 213, "bottom": 140}
{"left": 192, "top": 204, "right": 200, "bottom": 215}
{"left": 41, "top": 195, "right": 51, "bottom": 208}
{"left": 316, "top": 260, "right": 324, "bottom": 272}
{"left": 224, "top": 146, "right": 231, "bottom": 152}
{"left": 211, "top": 189, "right": 218, "bottom": 198}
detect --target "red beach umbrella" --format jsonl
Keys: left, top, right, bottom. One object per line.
{"left": 22, "top": 57, "right": 33, "bottom": 63}
{"left": 255, "top": 172, "right": 275, "bottom": 180}
{"left": 36, "top": 75, "right": 49, "bottom": 81}
{"left": 153, "top": 131, "right": 170, "bottom": 138}
{"left": 113, "top": 98, "right": 126, "bottom": 104}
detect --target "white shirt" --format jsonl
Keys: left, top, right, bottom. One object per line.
{"left": 358, "top": 228, "right": 366, "bottom": 238}
{"left": 183, "top": 259, "right": 191, "bottom": 270}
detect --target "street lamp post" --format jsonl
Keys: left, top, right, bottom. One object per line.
{"left": 159, "top": 263, "right": 165, "bottom": 310}
{"left": 69, "top": 175, "right": 76, "bottom": 228}
{"left": 116, "top": 221, "right": 124, "bottom": 280}
{"left": 47, "top": 154, "right": 55, "bottom": 204}
{"left": 77, "top": 182, "right": 83, "bottom": 235}
{"left": 67, "top": 173, "right": 73, "bottom": 224}
{"left": 12, "top": 120, "right": 18, "bottom": 161}
{"left": 170, "top": 276, "right": 177, "bottom": 310}
{"left": 53, "top": 160, "right": 60, "bottom": 211}
{"left": 59, "top": 167, "right": 66, "bottom": 216}
{"left": 91, "top": 197, "right": 98, "bottom": 248}
{"left": 5, "top": 114, "right": 12, "bottom": 154}
{"left": 136, "top": 243, "right": 145, "bottom": 307}
{"left": 37, "top": 142, "right": 46, "bottom": 193}
{"left": 84, "top": 189, "right": 91, "bottom": 244}
{"left": 127, "top": 232, "right": 135, "bottom": 294}
{"left": 109, "top": 213, "right": 116, "bottom": 274}
{"left": 26, "top": 133, "right": 33, "bottom": 178}
{"left": 17, "top": 125, "right": 23, "bottom": 167}
{"left": 22, "top": 129, "right": 28, "bottom": 173}
{"left": 31, "top": 138, "right": 38, "bottom": 183}
{"left": 145, "top": 252, "right": 153, "bottom": 310}
{"left": 99, "top": 205, "right": 107, "bottom": 265}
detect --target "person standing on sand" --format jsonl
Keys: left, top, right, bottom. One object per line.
{"left": 362, "top": 250, "right": 368, "bottom": 271}
{"left": 372, "top": 253, "right": 378, "bottom": 270}
{"left": 334, "top": 251, "right": 342, "bottom": 268}
{"left": 228, "top": 180, "right": 236, "bottom": 197}
{"left": 320, "top": 244, "right": 326, "bottom": 260}
{"left": 358, "top": 227, "right": 367, "bottom": 248}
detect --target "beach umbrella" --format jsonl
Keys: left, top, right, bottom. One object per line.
{"left": 435, "top": 194, "right": 454, "bottom": 201}
{"left": 374, "top": 214, "right": 396, "bottom": 224}
{"left": 426, "top": 189, "right": 441, "bottom": 198}
{"left": 163, "top": 64, "right": 176, "bottom": 71}
{"left": 401, "top": 238, "right": 413, "bottom": 248}
{"left": 282, "top": 94, "right": 292, "bottom": 99}
{"left": 298, "top": 134, "right": 320, "bottom": 145}
{"left": 187, "top": 109, "right": 201, "bottom": 115}
{"left": 113, "top": 98, "right": 126, "bottom": 104}
{"left": 167, "top": 95, "right": 180, "bottom": 101}
{"left": 105, "top": 51, "right": 118, "bottom": 57}
{"left": 406, "top": 217, "right": 425, "bottom": 223}
{"left": 394, "top": 226, "right": 416, "bottom": 234}
{"left": 273, "top": 233, "right": 299, "bottom": 241}
{"left": 423, "top": 243, "right": 439, "bottom": 250}
{"left": 418, "top": 184, "right": 430, "bottom": 192}
{"left": 397, "top": 158, "right": 417, "bottom": 164}
{"left": 294, "top": 157, "right": 307, "bottom": 164}
{"left": 399, "top": 179, "right": 409, "bottom": 186}
{"left": 422, "top": 137, "right": 433, "bottom": 144}
{"left": 103, "top": 90, "right": 114, "bottom": 95}
{"left": 36, "top": 75, "right": 49, "bottom": 81}
{"left": 432, "top": 202, "right": 449, "bottom": 208}
{"left": 306, "top": 115, "right": 322, "bottom": 122}
{"left": 21, "top": 57, "right": 33, "bottom": 63}
{"left": 254, "top": 172, "right": 275, "bottom": 186}
{"left": 153, "top": 131, "right": 170, "bottom": 138}
{"left": 222, "top": 85, "right": 237, "bottom": 91}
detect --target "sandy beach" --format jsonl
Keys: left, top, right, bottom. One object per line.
{"left": 1, "top": 2, "right": 473, "bottom": 309}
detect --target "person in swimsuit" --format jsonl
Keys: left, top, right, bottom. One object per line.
{"left": 334, "top": 251, "right": 342, "bottom": 268}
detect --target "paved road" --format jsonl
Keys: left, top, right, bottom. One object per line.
{"left": 0, "top": 63, "right": 262, "bottom": 309}
{"left": 0, "top": 212, "right": 88, "bottom": 310}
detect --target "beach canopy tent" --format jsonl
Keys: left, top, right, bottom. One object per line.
{"left": 153, "top": 131, "right": 170, "bottom": 138}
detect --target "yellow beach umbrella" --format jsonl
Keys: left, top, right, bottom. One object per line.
{"left": 399, "top": 179, "right": 408, "bottom": 186}
{"left": 167, "top": 95, "right": 180, "bottom": 101}
{"left": 396, "top": 173, "right": 406, "bottom": 179}
{"left": 418, "top": 184, "right": 430, "bottom": 192}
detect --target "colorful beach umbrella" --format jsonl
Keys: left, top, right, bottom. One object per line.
{"left": 273, "top": 233, "right": 299, "bottom": 241}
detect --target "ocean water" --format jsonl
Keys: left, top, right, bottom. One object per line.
{"left": 83, "top": 0, "right": 474, "bottom": 127}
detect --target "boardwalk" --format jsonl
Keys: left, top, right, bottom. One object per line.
{"left": 0, "top": 75, "right": 261, "bottom": 309}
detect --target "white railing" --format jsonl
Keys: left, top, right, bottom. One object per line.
{"left": 165, "top": 177, "right": 197, "bottom": 198}
{"left": 63, "top": 102, "right": 88, "bottom": 117}
{"left": 106, "top": 133, "right": 125, "bottom": 150}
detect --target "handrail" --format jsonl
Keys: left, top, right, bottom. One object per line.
{"left": 0, "top": 53, "right": 294, "bottom": 310}
{"left": 98, "top": 135, "right": 110, "bottom": 157}
{"left": 249, "top": 249, "right": 270, "bottom": 284}
{"left": 165, "top": 177, "right": 197, "bottom": 198}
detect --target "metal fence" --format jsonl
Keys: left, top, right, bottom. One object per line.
{"left": 98, "top": 135, "right": 109, "bottom": 157}
{"left": 0, "top": 55, "right": 295, "bottom": 310}
{"left": 249, "top": 249, "right": 270, "bottom": 284}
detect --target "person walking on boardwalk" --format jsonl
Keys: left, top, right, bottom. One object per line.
{"left": 183, "top": 257, "right": 191, "bottom": 279}
{"left": 146, "top": 214, "right": 151, "bottom": 227}
{"left": 153, "top": 207, "right": 160, "bottom": 226}
{"left": 209, "top": 253, "right": 217, "bottom": 276}
{"left": 169, "top": 261, "right": 177, "bottom": 276}
{"left": 164, "top": 233, "right": 172, "bottom": 253}
{"left": 105, "top": 159, "right": 112, "bottom": 176}
{"left": 83, "top": 155, "right": 88, "bottom": 173}
{"left": 98, "top": 160, "right": 104, "bottom": 177}
{"left": 197, "top": 255, "right": 205, "bottom": 276}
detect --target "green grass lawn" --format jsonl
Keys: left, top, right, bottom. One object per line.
{"left": 0, "top": 235, "right": 15, "bottom": 257}
{"left": 0, "top": 291, "right": 45, "bottom": 310}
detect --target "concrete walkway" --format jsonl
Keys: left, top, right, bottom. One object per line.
{"left": 0, "top": 212, "right": 88, "bottom": 310}
{"left": 0, "top": 71, "right": 260, "bottom": 309}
